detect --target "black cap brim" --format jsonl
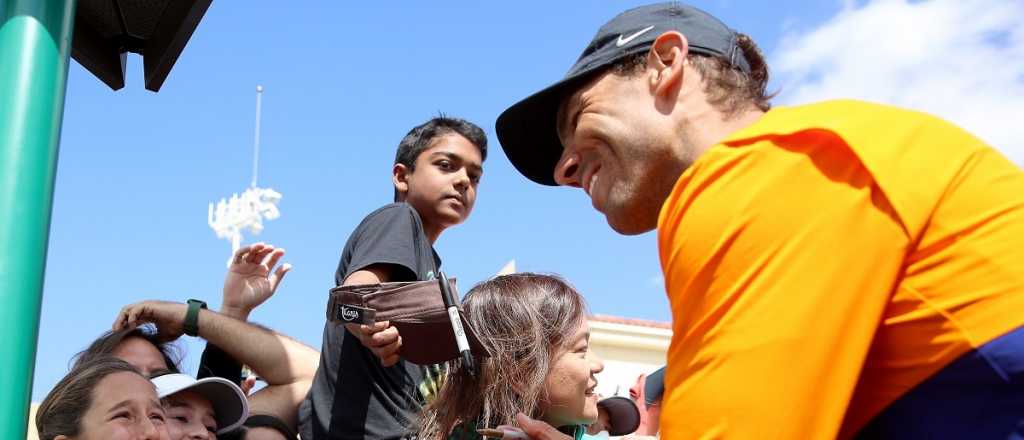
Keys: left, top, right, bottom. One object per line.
{"left": 495, "top": 65, "right": 609, "bottom": 186}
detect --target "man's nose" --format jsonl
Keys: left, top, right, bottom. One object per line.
{"left": 554, "top": 150, "right": 582, "bottom": 187}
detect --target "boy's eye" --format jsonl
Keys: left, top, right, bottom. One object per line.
{"left": 150, "top": 413, "right": 166, "bottom": 424}
{"left": 437, "top": 160, "right": 453, "bottom": 170}
{"left": 173, "top": 416, "right": 189, "bottom": 423}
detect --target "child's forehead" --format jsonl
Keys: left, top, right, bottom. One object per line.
{"left": 418, "top": 136, "right": 484, "bottom": 167}
{"left": 164, "top": 390, "right": 214, "bottom": 412}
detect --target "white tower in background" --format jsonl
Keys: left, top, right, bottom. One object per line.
{"left": 208, "top": 85, "right": 282, "bottom": 263}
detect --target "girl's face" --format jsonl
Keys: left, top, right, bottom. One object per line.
{"left": 540, "top": 320, "right": 604, "bottom": 428}
{"left": 67, "top": 371, "right": 170, "bottom": 440}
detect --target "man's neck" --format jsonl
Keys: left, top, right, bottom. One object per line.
{"left": 680, "top": 102, "right": 766, "bottom": 161}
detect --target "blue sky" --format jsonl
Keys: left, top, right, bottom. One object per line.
{"left": 31, "top": 0, "right": 1024, "bottom": 400}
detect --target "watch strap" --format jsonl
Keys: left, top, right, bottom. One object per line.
{"left": 184, "top": 299, "right": 207, "bottom": 337}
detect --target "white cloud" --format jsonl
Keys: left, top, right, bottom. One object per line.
{"left": 772, "top": 0, "right": 1024, "bottom": 164}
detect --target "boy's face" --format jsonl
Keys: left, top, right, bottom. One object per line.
{"left": 396, "top": 133, "right": 483, "bottom": 238}
{"left": 163, "top": 390, "right": 217, "bottom": 440}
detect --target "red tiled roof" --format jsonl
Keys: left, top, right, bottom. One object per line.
{"left": 589, "top": 314, "right": 671, "bottom": 329}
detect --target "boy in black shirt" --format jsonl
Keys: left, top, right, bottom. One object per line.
{"left": 300, "top": 116, "right": 487, "bottom": 440}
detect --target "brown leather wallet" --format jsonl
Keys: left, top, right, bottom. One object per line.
{"left": 326, "top": 279, "right": 489, "bottom": 365}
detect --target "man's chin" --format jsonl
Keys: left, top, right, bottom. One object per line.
{"left": 606, "top": 212, "right": 657, "bottom": 235}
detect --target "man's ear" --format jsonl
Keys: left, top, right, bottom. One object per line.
{"left": 393, "top": 163, "right": 410, "bottom": 198}
{"left": 646, "top": 31, "right": 689, "bottom": 99}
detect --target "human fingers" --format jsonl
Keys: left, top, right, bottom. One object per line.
{"left": 368, "top": 326, "right": 400, "bottom": 348}
{"left": 372, "top": 334, "right": 402, "bottom": 359}
{"left": 263, "top": 247, "right": 285, "bottom": 269}
{"left": 356, "top": 321, "right": 391, "bottom": 336}
{"left": 245, "top": 243, "right": 268, "bottom": 264}
{"left": 240, "top": 376, "right": 257, "bottom": 396}
{"left": 269, "top": 263, "right": 292, "bottom": 291}
{"left": 232, "top": 245, "right": 253, "bottom": 265}
{"left": 113, "top": 304, "right": 133, "bottom": 330}
{"left": 515, "top": 413, "right": 571, "bottom": 440}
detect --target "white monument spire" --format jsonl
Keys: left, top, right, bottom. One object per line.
{"left": 208, "top": 85, "right": 282, "bottom": 262}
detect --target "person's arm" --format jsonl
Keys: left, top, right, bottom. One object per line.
{"left": 337, "top": 204, "right": 430, "bottom": 367}
{"left": 656, "top": 142, "right": 909, "bottom": 439}
{"left": 114, "top": 301, "right": 318, "bottom": 429}
{"left": 115, "top": 301, "right": 315, "bottom": 389}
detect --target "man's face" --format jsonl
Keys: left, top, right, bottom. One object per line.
{"left": 398, "top": 133, "right": 483, "bottom": 237}
{"left": 554, "top": 70, "right": 686, "bottom": 235}
{"left": 163, "top": 390, "right": 217, "bottom": 440}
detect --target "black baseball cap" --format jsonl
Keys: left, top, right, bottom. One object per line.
{"left": 496, "top": 2, "right": 749, "bottom": 186}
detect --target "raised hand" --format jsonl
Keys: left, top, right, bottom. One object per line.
{"left": 222, "top": 242, "right": 291, "bottom": 320}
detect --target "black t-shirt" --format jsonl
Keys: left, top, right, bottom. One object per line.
{"left": 300, "top": 203, "right": 441, "bottom": 440}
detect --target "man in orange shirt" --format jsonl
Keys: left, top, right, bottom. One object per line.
{"left": 497, "top": 3, "right": 1024, "bottom": 439}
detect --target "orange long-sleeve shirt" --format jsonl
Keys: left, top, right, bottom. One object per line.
{"left": 657, "top": 100, "right": 1024, "bottom": 439}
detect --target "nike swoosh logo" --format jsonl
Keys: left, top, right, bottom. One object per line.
{"left": 616, "top": 25, "right": 655, "bottom": 47}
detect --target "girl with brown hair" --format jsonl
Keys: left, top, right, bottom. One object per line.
{"left": 36, "top": 356, "right": 170, "bottom": 440}
{"left": 419, "top": 273, "right": 604, "bottom": 440}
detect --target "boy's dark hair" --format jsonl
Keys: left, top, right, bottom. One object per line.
{"left": 37, "top": 356, "right": 144, "bottom": 440}
{"left": 73, "top": 327, "right": 181, "bottom": 374}
{"left": 393, "top": 115, "right": 488, "bottom": 202}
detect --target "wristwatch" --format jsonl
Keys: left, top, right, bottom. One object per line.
{"left": 184, "top": 299, "right": 207, "bottom": 337}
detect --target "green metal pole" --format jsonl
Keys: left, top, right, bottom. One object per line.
{"left": 0, "top": 0, "right": 76, "bottom": 438}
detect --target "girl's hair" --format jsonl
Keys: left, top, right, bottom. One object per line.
{"left": 419, "top": 273, "right": 588, "bottom": 439}
{"left": 72, "top": 327, "right": 181, "bottom": 374}
{"left": 36, "top": 356, "right": 146, "bottom": 440}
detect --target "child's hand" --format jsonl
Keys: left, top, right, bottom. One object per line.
{"left": 345, "top": 321, "right": 402, "bottom": 366}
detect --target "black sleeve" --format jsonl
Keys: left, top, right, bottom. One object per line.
{"left": 197, "top": 342, "right": 243, "bottom": 385}
{"left": 336, "top": 205, "right": 427, "bottom": 284}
